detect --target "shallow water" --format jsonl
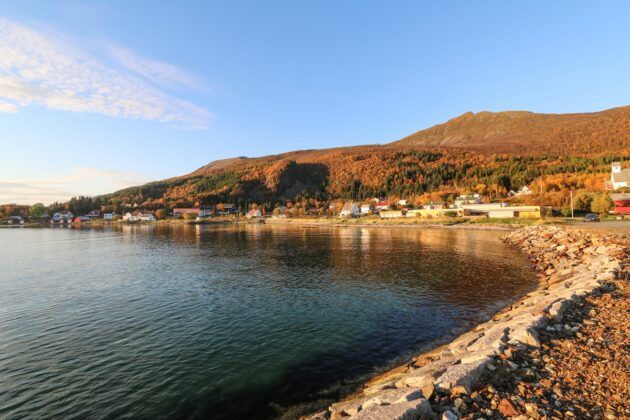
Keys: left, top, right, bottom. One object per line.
{"left": 0, "top": 224, "right": 536, "bottom": 419}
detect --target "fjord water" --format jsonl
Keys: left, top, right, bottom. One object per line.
{"left": 0, "top": 225, "right": 536, "bottom": 419}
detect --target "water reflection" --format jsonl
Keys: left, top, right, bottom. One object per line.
{"left": 0, "top": 225, "right": 536, "bottom": 419}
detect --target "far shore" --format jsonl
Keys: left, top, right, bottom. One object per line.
{"left": 5, "top": 215, "right": 630, "bottom": 235}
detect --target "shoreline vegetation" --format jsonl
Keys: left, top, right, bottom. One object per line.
{"left": 304, "top": 225, "right": 628, "bottom": 420}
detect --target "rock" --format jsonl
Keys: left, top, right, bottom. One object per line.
{"left": 396, "top": 373, "right": 435, "bottom": 400}
{"left": 361, "top": 397, "right": 384, "bottom": 410}
{"left": 596, "top": 271, "right": 615, "bottom": 281}
{"left": 394, "top": 390, "right": 425, "bottom": 404}
{"left": 453, "top": 397, "right": 467, "bottom": 414}
{"left": 441, "top": 411, "right": 457, "bottom": 420}
{"left": 498, "top": 398, "right": 519, "bottom": 417}
{"left": 509, "top": 325, "right": 541, "bottom": 347}
{"left": 435, "top": 361, "right": 488, "bottom": 394}
{"left": 353, "top": 398, "right": 435, "bottom": 420}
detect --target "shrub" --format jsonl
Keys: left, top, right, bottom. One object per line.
{"left": 590, "top": 193, "right": 613, "bottom": 215}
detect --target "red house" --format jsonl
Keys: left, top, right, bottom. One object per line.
{"left": 610, "top": 193, "right": 630, "bottom": 215}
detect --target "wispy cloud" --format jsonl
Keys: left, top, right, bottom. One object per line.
{"left": 0, "top": 17, "right": 212, "bottom": 128}
{"left": 106, "top": 44, "right": 209, "bottom": 92}
{"left": 0, "top": 167, "right": 148, "bottom": 205}
{"left": 0, "top": 102, "right": 17, "bottom": 113}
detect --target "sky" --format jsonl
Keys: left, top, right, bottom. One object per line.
{"left": 1, "top": 1, "right": 630, "bottom": 204}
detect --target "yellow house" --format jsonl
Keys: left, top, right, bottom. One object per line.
{"left": 406, "top": 208, "right": 468, "bottom": 218}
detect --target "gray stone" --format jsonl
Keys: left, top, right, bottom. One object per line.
{"left": 442, "top": 410, "right": 458, "bottom": 420}
{"left": 435, "top": 360, "right": 488, "bottom": 394}
{"left": 354, "top": 398, "right": 435, "bottom": 420}
{"left": 508, "top": 325, "right": 541, "bottom": 347}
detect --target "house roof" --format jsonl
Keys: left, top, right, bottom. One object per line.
{"left": 341, "top": 202, "right": 357, "bottom": 211}
{"left": 612, "top": 169, "right": 630, "bottom": 184}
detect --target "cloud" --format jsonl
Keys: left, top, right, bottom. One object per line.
{"left": 106, "top": 44, "right": 209, "bottom": 92}
{"left": 0, "top": 17, "right": 212, "bottom": 128}
{"left": 0, "top": 102, "right": 17, "bottom": 113}
{"left": 0, "top": 167, "right": 148, "bottom": 205}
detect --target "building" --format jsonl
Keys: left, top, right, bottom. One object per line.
{"left": 123, "top": 212, "right": 156, "bottom": 222}
{"left": 87, "top": 210, "right": 101, "bottom": 218}
{"left": 73, "top": 216, "right": 92, "bottom": 223}
{"left": 423, "top": 203, "right": 446, "bottom": 210}
{"left": 611, "top": 193, "right": 630, "bottom": 215}
{"left": 461, "top": 203, "right": 551, "bottom": 218}
{"left": 461, "top": 203, "right": 508, "bottom": 212}
{"left": 454, "top": 194, "right": 482, "bottom": 206}
{"left": 103, "top": 213, "right": 116, "bottom": 220}
{"left": 606, "top": 162, "right": 630, "bottom": 190}
{"left": 407, "top": 208, "right": 468, "bottom": 218}
{"left": 374, "top": 200, "right": 392, "bottom": 212}
{"left": 215, "top": 203, "right": 236, "bottom": 215}
{"left": 51, "top": 211, "right": 73, "bottom": 224}
{"left": 7, "top": 216, "right": 24, "bottom": 225}
{"left": 379, "top": 210, "right": 403, "bottom": 218}
{"left": 246, "top": 208, "right": 263, "bottom": 218}
{"left": 339, "top": 202, "right": 360, "bottom": 218}
{"left": 360, "top": 204, "right": 374, "bottom": 214}
{"left": 173, "top": 207, "right": 213, "bottom": 218}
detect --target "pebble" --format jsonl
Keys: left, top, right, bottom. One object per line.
{"left": 442, "top": 410, "right": 457, "bottom": 420}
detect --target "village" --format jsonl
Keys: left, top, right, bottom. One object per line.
{"left": 2, "top": 162, "right": 630, "bottom": 227}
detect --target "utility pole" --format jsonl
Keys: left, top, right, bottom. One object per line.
{"left": 539, "top": 171, "right": 544, "bottom": 218}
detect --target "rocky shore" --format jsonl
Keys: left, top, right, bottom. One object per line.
{"left": 305, "top": 225, "right": 628, "bottom": 420}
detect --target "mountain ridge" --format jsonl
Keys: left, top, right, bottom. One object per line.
{"left": 96, "top": 105, "right": 630, "bottom": 211}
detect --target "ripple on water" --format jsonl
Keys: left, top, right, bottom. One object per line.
{"left": 0, "top": 225, "right": 536, "bottom": 419}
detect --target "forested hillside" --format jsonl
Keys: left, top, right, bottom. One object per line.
{"left": 89, "top": 106, "right": 630, "bottom": 212}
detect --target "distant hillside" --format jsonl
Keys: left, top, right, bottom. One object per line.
{"left": 392, "top": 106, "right": 630, "bottom": 154}
{"left": 96, "top": 106, "right": 630, "bottom": 211}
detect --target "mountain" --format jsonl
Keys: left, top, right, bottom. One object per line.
{"left": 96, "top": 106, "right": 630, "bottom": 212}
{"left": 392, "top": 106, "right": 630, "bottom": 154}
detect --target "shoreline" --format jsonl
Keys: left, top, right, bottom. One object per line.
{"left": 0, "top": 217, "right": 531, "bottom": 231}
{"left": 305, "top": 225, "right": 627, "bottom": 419}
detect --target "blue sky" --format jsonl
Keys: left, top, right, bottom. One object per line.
{"left": 1, "top": 1, "right": 630, "bottom": 204}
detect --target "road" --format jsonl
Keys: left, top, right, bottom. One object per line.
{"left": 567, "top": 220, "right": 630, "bottom": 235}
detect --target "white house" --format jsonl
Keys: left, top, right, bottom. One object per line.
{"left": 103, "top": 213, "right": 116, "bottom": 220}
{"left": 608, "top": 162, "right": 630, "bottom": 190}
{"left": 246, "top": 208, "right": 263, "bottom": 218}
{"left": 123, "top": 212, "right": 154, "bottom": 222}
{"left": 455, "top": 194, "right": 482, "bottom": 207}
{"left": 339, "top": 202, "right": 360, "bottom": 218}
{"left": 360, "top": 204, "right": 373, "bottom": 214}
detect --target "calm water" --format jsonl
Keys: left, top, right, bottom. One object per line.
{"left": 0, "top": 225, "right": 536, "bottom": 419}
